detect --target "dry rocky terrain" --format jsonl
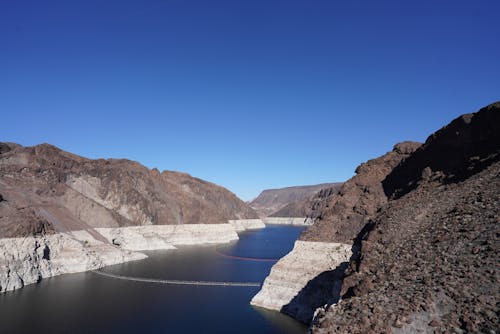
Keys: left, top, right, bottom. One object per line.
{"left": 308, "top": 102, "right": 500, "bottom": 332}
{"left": 252, "top": 102, "right": 499, "bottom": 332}
{"left": 300, "top": 141, "right": 421, "bottom": 243}
{"left": 252, "top": 142, "right": 421, "bottom": 322}
{"left": 0, "top": 143, "right": 257, "bottom": 238}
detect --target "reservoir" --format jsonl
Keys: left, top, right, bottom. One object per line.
{"left": 0, "top": 225, "right": 307, "bottom": 334}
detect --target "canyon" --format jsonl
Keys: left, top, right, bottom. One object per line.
{"left": 252, "top": 102, "right": 500, "bottom": 333}
{"left": 0, "top": 143, "right": 262, "bottom": 293}
{"left": 251, "top": 141, "right": 421, "bottom": 322}
{"left": 1, "top": 102, "right": 498, "bottom": 332}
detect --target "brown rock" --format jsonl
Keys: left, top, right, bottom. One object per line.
{"left": 0, "top": 143, "right": 257, "bottom": 238}
{"left": 310, "top": 102, "right": 500, "bottom": 333}
{"left": 300, "top": 141, "right": 421, "bottom": 243}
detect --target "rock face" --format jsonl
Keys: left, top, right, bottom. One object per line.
{"left": 96, "top": 224, "right": 240, "bottom": 251}
{"left": 0, "top": 143, "right": 259, "bottom": 292}
{"left": 301, "top": 141, "right": 421, "bottom": 243}
{"left": 310, "top": 102, "right": 500, "bottom": 332}
{"left": 0, "top": 143, "right": 257, "bottom": 238}
{"left": 254, "top": 103, "right": 499, "bottom": 330}
{"left": 0, "top": 222, "right": 247, "bottom": 293}
{"left": 249, "top": 183, "right": 342, "bottom": 218}
{"left": 383, "top": 102, "right": 500, "bottom": 199}
{"left": 250, "top": 240, "right": 351, "bottom": 323}
{"left": 251, "top": 142, "right": 420, "bottom": 322}
{"left": 0, "top": 232, "right": 147, "bottom": 293}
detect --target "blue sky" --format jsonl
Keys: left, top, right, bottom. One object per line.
{"left": 1, "top": 0, "right": 499, "bottom": 200}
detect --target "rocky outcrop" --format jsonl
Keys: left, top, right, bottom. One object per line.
{"left": 383, "top": 102, "right": 500, "bottom": 199}
{"left": 251, "top": 142, "right": 421, "bottom": 320}
{"left": 0, "top": 231, "right": 146, "bottom": 293}
{"left": 249, "top": 183, "right": 342, "bottom": 218}
{"left": 253, "top": 104, "right": 500, "bottom": 329}
{"left": 0, "top": 142, "right": 258, "bottom": 239}
{"left": 313, "top": 159, "right": 500, "bottom": 333}
{"left": 310, "top": 102, "right": 500, "bottom": 332}
{"left": 301, "top": 141, "right": 421, "bottom": 243}
{"left": 251, "top": 241, "right": 351, "bottom": 323}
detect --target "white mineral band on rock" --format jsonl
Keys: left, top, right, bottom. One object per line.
{"left": 250, "top": 240, "right": 351, "bottom": 312}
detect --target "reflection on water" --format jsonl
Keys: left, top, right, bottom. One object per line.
{"left": 0, "top": 225, "right": 307, "bottom": 334}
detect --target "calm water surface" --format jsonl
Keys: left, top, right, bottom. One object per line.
{"left": 0, "top": 225, "right": 307, "bottom": 334}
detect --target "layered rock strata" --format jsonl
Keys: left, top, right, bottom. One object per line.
{"left": 263, "top": 217, "right": 313, "bottom": 226}
{"left": 97, "top": 224, "right": 240, "bottom": 251}
{"left": 0, "top": 232, "right": 146, "bottom": 293}
{"left": 0, "top": 221, "right": 264, "bottom": 293}
{"left": 250, "top": 241, "right": 351, "bottom": 323}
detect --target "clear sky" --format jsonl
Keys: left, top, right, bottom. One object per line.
{"left": 1, "top": 0, "right": 499, "bottom": 200}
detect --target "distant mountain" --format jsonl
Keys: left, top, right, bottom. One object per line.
{"left": 0, "top": 143, "right": 258, "bottom": 238}
{"left": 249, "top": 183, "right": 342, "bottom": 218}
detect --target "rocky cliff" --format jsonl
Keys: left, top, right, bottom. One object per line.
{"left": 249, "top": 183, "right": 342, "bottom": 218}
{"left": 251, "top": 142, "right": 421, "bottom": 321}
{"left": 300, "top": 141, "right": 421, "bottom": 243}
{"left": 0, "top": 143, "right": 257, "bottom": 238}
{"left": 253, "top": 102, "right": 499, "bottom": 331}
{"left": 311, "top": 102, "right": 500, "bottom": 333}
{"left": 0, "top": 143, "right": 259, "bottom": 292}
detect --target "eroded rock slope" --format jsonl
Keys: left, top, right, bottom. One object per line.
{"left": 301, "top": 141, "right": 421, "bottom": 243}
{"left": 0, "top": 143, "right": 257, "bottom": 238}
{"left": 311, "top": 102, "right": 500, "bottom": 333}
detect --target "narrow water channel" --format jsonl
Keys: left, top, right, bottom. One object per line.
{"left": 0, "top": 225, "right": 307, "bottom": 334}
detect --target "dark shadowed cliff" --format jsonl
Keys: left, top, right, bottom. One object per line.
{"left": 0, "top": 143, "right": 257, "bottom": 238}
{"left": 311, "top": 102, "right": 500, "bottom": 333}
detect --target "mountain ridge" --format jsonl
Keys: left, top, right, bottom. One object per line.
{"left": 249, "top": 183, "right": 342, "bottom": 218}
{"left": 0, "top": 142, "right": 257, "bottom": 238}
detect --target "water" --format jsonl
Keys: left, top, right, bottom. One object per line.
{"left": 0, "top": 225, "right": 307, "bottom": 334}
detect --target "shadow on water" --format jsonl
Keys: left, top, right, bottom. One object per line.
{"left": 252, "top": 305, "right": 308, "bottom": 334}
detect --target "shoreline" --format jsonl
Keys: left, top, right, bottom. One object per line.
{"left": 250, "top": 240, "right": 351, "bottom": 323}
{"left": 0, "top": 218, "right": 312, "bottom": 294}
{"left": 0, "top": 222, "right": 248, "bottom": 293}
